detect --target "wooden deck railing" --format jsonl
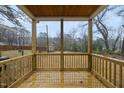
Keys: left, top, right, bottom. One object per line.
{"left": 0, "top": 52, "right": 124, "bottom": 88}
{"left": 64, "top": 53, "right": 88, "bottom": 70}
{"left": 0, "top": 54, "right": 33, "bottom": 88}
{"left": 36, "top": 53, "right": 89, "bottom": 71}
{"left": 36, "top": 53, "right": 61, "bottom": 70}
{"left": 92, "top": 53, "right": 124, "bottom": 88}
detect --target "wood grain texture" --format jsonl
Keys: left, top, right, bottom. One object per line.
{"left": 25, "top": 5, "right": 100, "bottom": 17}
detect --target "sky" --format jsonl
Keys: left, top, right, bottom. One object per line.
{"left": 0, "top": 5, "right": 123, "bottom": 39}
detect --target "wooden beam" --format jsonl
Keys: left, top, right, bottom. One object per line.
{"left": 60, "top": 19, "right": 64, "bottom": 71}
{"left": 36, "top": 17, "right": 89, "bottom": 21}
{"left": 89, "top": 5, "right": 107, "bottom": 19}
{"left": 88, "top": 19, "right": 93, "bottom": 71}
{"left": 17, "top": 5, "right": 36, "bottom": 20}
{"left": 32, "top": 20, "right": 37, "bottom": 70}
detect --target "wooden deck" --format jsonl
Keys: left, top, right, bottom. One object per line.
{"left": 17, "top": 71, "right": 106, "bottom": 88}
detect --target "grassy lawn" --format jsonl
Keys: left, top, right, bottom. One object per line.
{"left": 1, "top": 50, "right": 32, "bottom": 58}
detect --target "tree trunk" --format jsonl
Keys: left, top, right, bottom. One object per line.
{"left": 121, "top": 38, "right": 124, "bottom": 53}
{"left": 104, "top": 38, "right": 109, "bottom": 51}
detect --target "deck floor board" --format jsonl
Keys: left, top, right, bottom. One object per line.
{"left": 17, "top": 71, "right": 106, "bottom": 88}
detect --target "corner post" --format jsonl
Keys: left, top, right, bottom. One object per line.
{"left": 32, "top": 20, "right": 37, "bottom": 71}
{"left": 60, "top": 19, "right": 64, "bottom": 71}
{"left": 88, "top": 19, "right": 93, "bottom": 71}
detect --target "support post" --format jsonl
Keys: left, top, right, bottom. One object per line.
{"left": 32, "top": 20, "right": 37, "bottom": 71}
{"left": 88, "top": 19, "right": 93, "bottom": 71}
{"left": 60, "top": 19, "right": 64, "bottom": 71}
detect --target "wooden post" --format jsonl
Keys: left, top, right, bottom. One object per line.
{"left": 60, "top": 19, "right": 64, "bottom": 71}
{"left": 88, "top": 19, "right": 92, "bottom": 71}
{"left": 46, "top": 25, "right": 49, "bottom": 52}
{"left": 32, "top": 20, "right": 37, "bottom": 71}
{"left": 60, "top": 19, "right": 64, "bottom": 87}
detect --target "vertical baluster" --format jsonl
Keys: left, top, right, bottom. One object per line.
{"left": 69, "top": 55, "right": 70, "bottom": 69}
{"left": 51, "top": 55, "right": 53, "bottom": 69}
{"left": 119, "top": 65, "right": 122, "bottom": 88}
{"left": 68, "top": 55, "right": 70, "bottom": 69}
{"left": 99, "top": 58, "right": 101, "bottom": 75}
{"left": 27, "top": 57, "right": 29, "bottom": 73}
{"left": 47, "top": 55, "right": 48, "bottom": 69}
{"left": 49, "top": 55, "right": 50, "bottom": 69}
{"left": 14, "top": 62, "right": 17, "bottom": 81}
{"left": 1, "top": 65, "right": 5, "bottom": 87}
{"left": 114, "top": 64, "right": 116, "bottom": 86}
{"left": 38, "top": 55, "right": 40, "bottom": 68}
{"left": 58, "top": 54, "right": 60, "bottom": 69}
{"left": 102, "top": 59, "right": 104, "bottom": 77}
{"left": 28, "top": 56, "right": 31, "bottom": 72}
{"left": 109, "top": 62, "right": 112, "bottom": 82}
{"left": 84, "top": 55, "right": 85, "bottom": 68}
{"left": 48, "top": 55, "right": 51, "bottom": 69}
{"left": 79, "top": 55, "right": 81, "bottom": 69}
{"left": 87, "top": 55, "right": 88, "bottom": 68}
{"left": 82, "top": 55, "right": 84, "bottom": 68}
{"left": 26, "top": 56, "right": 29, "bottom": 74}
{"left": 74, "top": 55, "right": 76, "bottom": 69}
{"left": 64, "top": 55, "right": 66, "bottom": 69}
{"left": 94, "top": 57, "right": 96, "bottom": 72}
{"left": 105, "top": 60, "right": 107, "bottom": 80}
{"left": 92, "top": 56, "right": 94, "bottom": 71}
{"left": 37, "top": 55, "right": 38, "bottom": 68}
{"left": 96, "top": 57, "right": 99, "bottom": 73}
{"left": 95, "top": 57, "right": 97, "bottom": 72}
{"left": 25, "top": 58, "right": 27, "bottom": 73}
{"left": 28, "top": 57, "right": 30, "bottom": 72}
{"left": 48, "top": 55, "right": 50, "bottom": 69}
{"left": 15, "top": 62, "right": 18, "bottom": 80}
{"left": 44, "top": 55, "right": 45, "bottom": 69}
{"left": 72, "top": 55, "right": 74, "bottom": 68}
{"left": 81, "top": 55, "right": 82, "bottom": 68}
{"left": 23, "top": 58, "right": 25, "bottom": 75}
{"left": 85, "top": 55, "right": 86, "bottom": 68}
{"left": 59, "top": 54, "right": 61, "bottom": 69}
{"left": 19, "top": 60, "right": 21, "bottom": 77}
{"left": 38, "top": 54, "right": 40, "bottom": 69}
{"left": 39, "top": 55, "right": 40, "bottom": 69}
{"left": 7, "top": 64, "right": 10, "bottom": 87}
{"left": 11, "top": 62, "right": 15, "bottom": 84}
{"left": 41, "top": 55, "right": 43, "bottom": 69}
{"left": 52, "top": 55, "right": 54, "bottom": 69}
{"left": 94, "top": 56, "right": 95, "bottom": 71}
{"left": 97, "top": 57, "right": 99, "bottom": 73}
{"left": 73, "top": 55, "right": 76, "bottom": 68}
{"left": 51, "top": 55, "right": 52, "bottom": 69}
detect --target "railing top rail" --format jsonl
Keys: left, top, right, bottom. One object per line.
{"left": 0, "top": 54, "right": 33, "bottom": 65}
{"left": 36, "top": 53, "right": 89, "bottom": 55}
{"left": 92, "top": 53, "right": 124, "bottom": 65}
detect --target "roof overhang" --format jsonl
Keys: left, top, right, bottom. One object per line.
{"left": 18, "top": 5, "right": 107, "bottom": 21}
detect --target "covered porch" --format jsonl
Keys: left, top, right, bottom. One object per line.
{"left": 0, "top": 5, "right": 124, "bottom": 88}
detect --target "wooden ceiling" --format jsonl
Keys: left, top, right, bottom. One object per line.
{"left": 24, "top": 5, "right": 101, "bottom": 17}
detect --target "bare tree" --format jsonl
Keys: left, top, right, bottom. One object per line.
{"left": 93, "top": 6, "right": 124, "bottom": 52}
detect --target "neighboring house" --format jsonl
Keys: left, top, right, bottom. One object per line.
{"left": 0, "top": 24, "right": 31, "bottom": 46}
